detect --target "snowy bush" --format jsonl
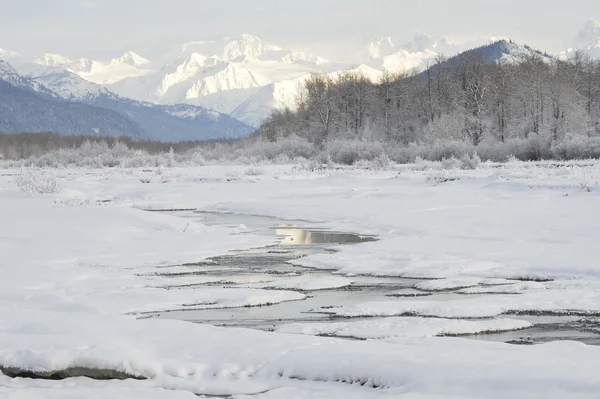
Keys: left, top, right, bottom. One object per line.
{"left": 552, "top": 137, "right": 600, "bottom": 160}
{"left": 441, "top": 157, "right": 462, "bottom": 170}
{"left": 245, "top": 166, "right": 265, "bottom": 176}
{"left": 413, "top": 156, "right": 430, "bottom": 171}
{"left": 353, "top": 154, "right": 391, "bottom": 170}
{"left": 14, "top": 168, "right": 62, "bottom": 195}
{"left": 4, "top": 130, "right": 600, "bottom": 171}
{"left": 388, "top": 141, "right": 476, "bottom": 164}
{"left": 324, "top": 139, "right": 387, "bottom": 165}
{"left": 477, "top": 135, "right": 553, "bottom": 162}
{"left": 460, "top": 153, "right": 481, "bottom": 170}
{"left": 236, "top": 135, "right": 316, "bottom": 163}
{"left": 574, "top": 165, "right": 600, "bottom": 192}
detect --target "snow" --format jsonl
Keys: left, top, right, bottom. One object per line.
{"left": 277, "top": 317, "right": 533, "bottom": 340}
{"left": 1, "top": 306, "right": 600, "bottom": 398}
{"left": 0, "top": 188, "right": 299, "bottom": 317}
{"left": 0, "top": 376, "right": 199, "bottom": 399}
{"left": 1, "top": 162, "right": 600, "bottom": 397}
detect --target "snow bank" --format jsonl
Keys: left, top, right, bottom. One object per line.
{"left": 0, "top": 376, "right": 198, "bottom": 399}
{"left": 277, "top": 317, "right": 533, "bottom": 340}
{"left": 332, "top": 289, "right": 600, "bottom": 319}
{"left": 1, "top": 307, "right": 600, "bottom": 398}
{"left": 459, "top": 281, "right": 547, "bottom": 294}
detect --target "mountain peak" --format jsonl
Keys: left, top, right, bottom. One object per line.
{"left": 239, "top": 33, "right": 262, "bottom": 42}
{"left": 0, "top": 47, "right": 19, "bottom": 58}
{"left": 35, "top": 53, "right": 73, "bottom": 67}
{"left": 223, "top": 33, "right": 281, "bottom": 61}
{"left": 110, "top": 51, "right": 150, "bottom": 67}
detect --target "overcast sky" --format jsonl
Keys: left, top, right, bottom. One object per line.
{"left": 1, "top": 0, "right": 598, "bottom": 60}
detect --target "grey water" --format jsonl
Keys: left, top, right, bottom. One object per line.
{"left": 150, "top": 210, "right": 600, "bottom": 346}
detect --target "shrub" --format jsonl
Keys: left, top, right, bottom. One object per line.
{"left": 15, "top": 168, "right": 62, "bottom": 195}
{"left": 324, "top": 139, "right": 387, "bottom": 165}
{"left": 245, "top": 166, "right": 265, "bottom": 176}
{"left": 552, "top": 136, "right": 600, "bottom": 160}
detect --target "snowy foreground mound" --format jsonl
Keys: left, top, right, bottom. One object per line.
{"left": 1, "top": 162, "right": 600, "bottom": 398}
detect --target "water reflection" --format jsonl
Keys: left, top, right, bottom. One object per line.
{"left": 275, "top": 227, "right": 376, "bottom": 245}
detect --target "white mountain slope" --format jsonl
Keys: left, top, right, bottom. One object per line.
{"left": 21, "top": 64, "right": 111, "bottom": 101}
{"left": 105, "top": 34, "right": 347, "bottom": 125}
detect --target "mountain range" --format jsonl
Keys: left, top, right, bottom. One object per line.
{"left": 1, "top": 19, "right": 599, "bottom": 141}
{"left": 0, "top": 60, "right": 253, "bottom": 141}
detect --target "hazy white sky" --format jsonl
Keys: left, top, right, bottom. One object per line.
{"left": 1, "top": 0, "right": 598, "bottom": 59}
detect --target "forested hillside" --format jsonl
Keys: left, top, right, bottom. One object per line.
{"left": 260, "top": 41, "right": 600, "bottom": 161}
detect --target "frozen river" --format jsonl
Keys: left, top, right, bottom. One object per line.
{"left": 153, "top": 210, "right": 600, "bottom": 346}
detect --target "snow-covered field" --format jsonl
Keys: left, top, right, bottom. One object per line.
{"left": 1, "top": 161, "right": 600, "bottom": 398}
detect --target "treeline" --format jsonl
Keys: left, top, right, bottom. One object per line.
{"left": 260, "top": 42, "right": 600, "bottom": 160}
{"left": 0, "top": 132, "right": 260, "bottom": 160}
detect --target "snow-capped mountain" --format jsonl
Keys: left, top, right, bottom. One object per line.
{"left": 0, "top": 59, "right": 56, "bottom": 95}
{"left": 0, "top": 59, "right": 253, "bottom": 141}
{"left": 16, "top": 32, "right": 477, "bottom": 127}
{"left": 103, "top": 34, "right": 350, "bottom": 125}
{"left": 463, "top": 40, "right": 553, "bottom": 64}
{"left": 418, "top": 40, "right": 554, "bottom": 83}
{"left": 0, "top": 59, "right": 26, "bottom": 85}
{"left": 35, "top": 51, "right": 153, "bottom": 84}
{"left": 8, "top": 23, "right": 592, "bottom": 130}
{"left": 109, "top": 51, "right": 150, "bottom": 68}
{"left": 23, "top": 66, "right": 253, "bottom": 141}
{"left": 0, "top": 60, "right": 147, "bottom": 138}
{"left": 0, "top": 48, "right": 20, "bottom": 63}
{"left": 24, "top": 66, "right": 111, "bottom": 101}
